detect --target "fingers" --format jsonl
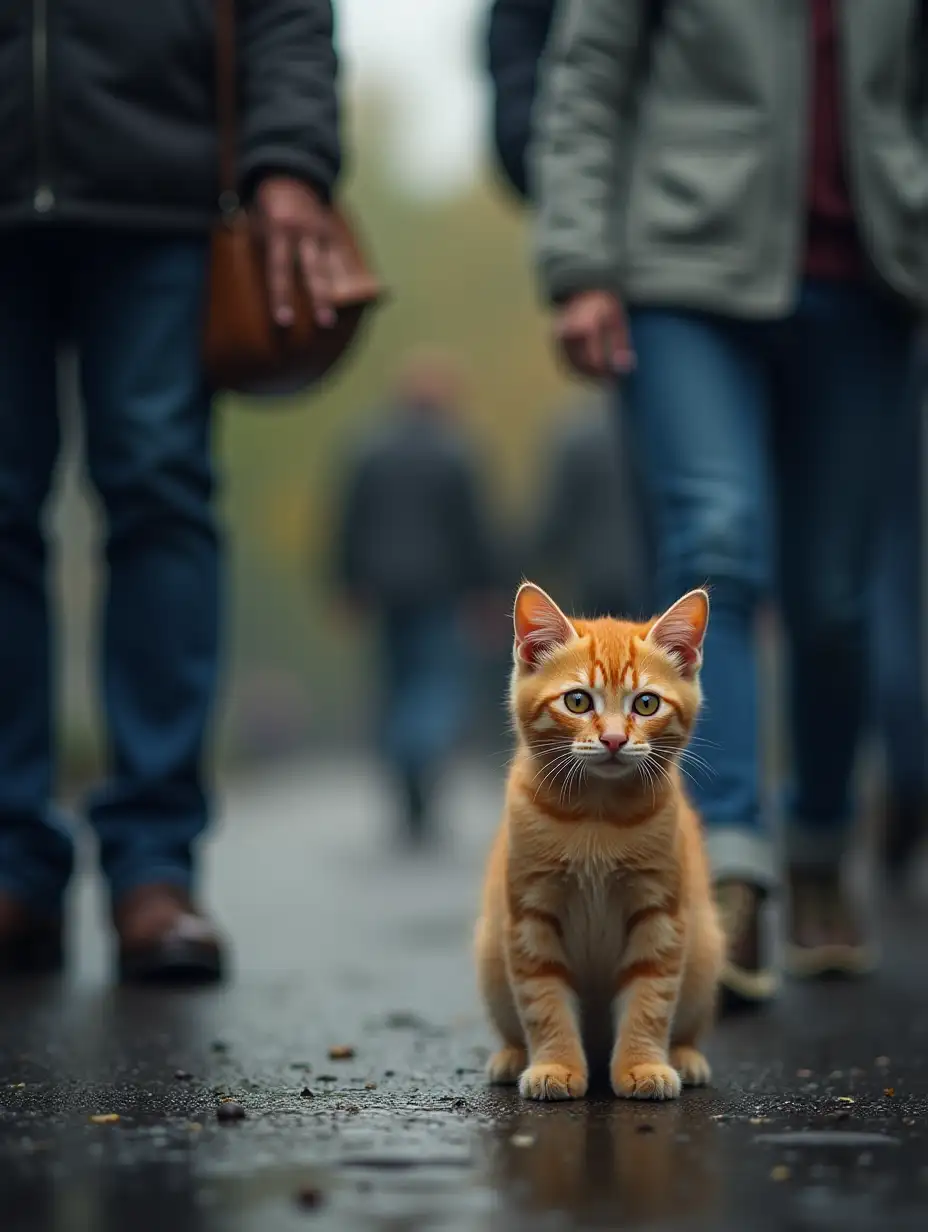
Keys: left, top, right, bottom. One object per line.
{"left": 609, "top": 304, "right": 636, "bottom": 374}
{"left": 267, "top": 228, "right": 296, "bottom": 327}
{"left": 611, "top": 323, "right": 636, "bottom": 375}
{"left": 563, "top": 335, "right": 602, "bottom": 379}
{"left": 558, "top": 317, "right": 608, "bottom": 379}
{"left": 299, "top": 236, "right": 336, "bottom": 328}
{"left": 265, "top": 228, "right": 336, "bottom": 330}
{"left": 557, "top": 305, "right": 636, "bottom": 379}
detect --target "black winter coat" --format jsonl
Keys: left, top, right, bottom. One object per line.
{"left": 0, "top": 0, "right": 340, "bottom": 231}
{"left": 486, "top": 0, "right": 554, "bottom": 200}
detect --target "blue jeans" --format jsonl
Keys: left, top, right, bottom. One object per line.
{"left": 380, "top": 603, "right": 470, "bottom": 781}
{"left": 871, "top": 358, "right": 925, "bottom": 807}
{"left": 626, "top": 281, "right": 914, "bottom": 886}
{"left": 0, "top": 228, "right": 219, "bottom": 912}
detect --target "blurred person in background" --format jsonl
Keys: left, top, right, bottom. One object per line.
{"left": 534, "top": 0, "right": 925, "bottom": 1006}
{"left": 0, "top": 2, "right": 340, "bottom": 982}
{"left": 336, "top": 350, "right": 498, "bottom": 846}
{"left": 532, "top": 393, "right": 651, "bottom": 620}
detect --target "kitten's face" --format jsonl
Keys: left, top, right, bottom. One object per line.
{"left": 511, "top": 586, "right": 708, "bottom": 788}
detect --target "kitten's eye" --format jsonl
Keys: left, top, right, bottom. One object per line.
{"left": 633, "top": 693, "right": 660, "bottom": 717}
{"left": 564, "top": 690, "right": 593, "bottom": 714}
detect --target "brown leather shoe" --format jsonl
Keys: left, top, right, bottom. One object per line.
{"left": 0, "top": 893, "right": 63, "bottom": 976}
{"left": 115, "top": 885, "right": 226, "bottom": 985}
{"left": 786, "top": 867, "right": 875, "bottom": 979}
{"left": 714, "top": 880, "right": 778, "bottom": 1010}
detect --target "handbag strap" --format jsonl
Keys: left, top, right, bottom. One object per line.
{"left": 215, "top": 0, "right": 239, "bottom": 212}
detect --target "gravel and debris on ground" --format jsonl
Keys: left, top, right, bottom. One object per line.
{"left": 2, "top": 760, "right": 928, "bottom": 1231}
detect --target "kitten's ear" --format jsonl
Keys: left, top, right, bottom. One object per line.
{"left": 513, "top": 583, "right": 577, "bottom": 669}
{"left": 646, "top": 589, "right": 710, "bottom": 679}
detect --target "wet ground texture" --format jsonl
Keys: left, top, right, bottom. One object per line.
{"left": 2, "top": 763, "right": 928, "bottom": 1231}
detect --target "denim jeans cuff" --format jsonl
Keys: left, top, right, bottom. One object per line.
{"left": 783, "top": 823, "right": 849, "bottom": 871}
{"left": 705, "top": 827, "right": 777, "bottom": 891}
{"left": 107, "top": 865, "right": 194, "bottom": 908}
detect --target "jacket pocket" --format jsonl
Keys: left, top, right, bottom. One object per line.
{"left": 625, "top": 139, "right": 767, "bottom": 265}
{"left": 856, "top": 133, "right": 928, "bottom": 296}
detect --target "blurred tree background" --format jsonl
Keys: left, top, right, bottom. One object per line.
{"left": 55, "top": 94, "right": 572, "bottom": 785}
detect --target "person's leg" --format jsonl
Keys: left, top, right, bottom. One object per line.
{"left": 71, "top": 230, "right": 223, "bottom": 981}
{"left": 0, "top": 230, "right": 73, "bottom": 964}
{"left": 626, "top": 307, "right": 777, "bottom": 1004}
{"left": 871, "top": 361, "right": 926, "bottom": 874}
{"left": 380, "top": 607, "right": 422, "bottom": 838}
{"left": 381, "top": 601, "right": 469, "bottom": 843}
{"left": 775, "top": 281, "right": 914, "bottom": 973}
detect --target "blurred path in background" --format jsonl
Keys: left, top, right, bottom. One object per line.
{"left": 2, "top": 758, "right": 928, "bottom": 1231}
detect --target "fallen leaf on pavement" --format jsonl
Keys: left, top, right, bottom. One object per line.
{"left": 328, "top": 1045, "right": 356, "bottom": 1061}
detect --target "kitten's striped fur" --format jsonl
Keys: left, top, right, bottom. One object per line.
{"left": 476, "top": 584, "right": 724, "bottom": 1101}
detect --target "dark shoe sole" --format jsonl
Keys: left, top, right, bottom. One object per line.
{"left": 785, "top": 943, "right": 877, "bottom": 980}
{"left": 0, "top": 931, "right": 64, "bottom": 978}
{"left": 119, "top": 938, "right": 225, "bottom": 987}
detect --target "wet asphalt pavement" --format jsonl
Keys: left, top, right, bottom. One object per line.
{"left": 2, "top": 761, "right": 928, "bottom": 1232}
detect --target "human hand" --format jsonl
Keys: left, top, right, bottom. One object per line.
{"left": 555, "top": 291, "right": 635, "bottom": 380}
{"left": 255, "top": 176, "right": 336, "bottom": 329}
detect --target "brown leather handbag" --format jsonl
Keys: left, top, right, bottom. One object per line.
{"left": 204, "top": 0, "right": 385, "bottom": 397}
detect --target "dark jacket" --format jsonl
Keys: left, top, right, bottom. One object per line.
{"left": 337, "top": 408, "right": 496, "bottom": 610}
{"left": 0, "top": 0, "right": 340, "bottom": 232}
{"left": 486, "top": 0, "right": 555, "bottom": 199}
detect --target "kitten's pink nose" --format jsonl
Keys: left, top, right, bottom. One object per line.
{"left": 599, "top": 731, "right": 627, "bottom": 754}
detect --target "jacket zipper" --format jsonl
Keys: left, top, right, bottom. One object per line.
{"left": 33, "top": 0, "right": 54, "bottom": 213}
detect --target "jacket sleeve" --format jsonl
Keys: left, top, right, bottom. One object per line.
{"left": 533, "top": 0, "right": 648, "bottom": 303}
{"left": 239, "top": 0, "right": 341, "bottom": 201}
{"left": 486, "top": 0, "right": 556, "bottom": 200}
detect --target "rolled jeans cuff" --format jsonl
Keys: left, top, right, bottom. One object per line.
{"left": 705, "top": 826, "right": 777, "bottom": 892}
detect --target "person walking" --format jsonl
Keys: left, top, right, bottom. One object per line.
{"left": 533, "top": 0, "right": 924, "bottom": 1005}
{"left": 0, "top": 0, "right": 341, "bottom": 983}
{"left": 336, "top": 351, "right": 497, "bottom": 844}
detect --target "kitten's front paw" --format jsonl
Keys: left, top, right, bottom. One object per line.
{"left": 486, "top": 1046, "right": 527, "bottom": 1086}
{"left": 613, "top": 1063, "right": 682, "bottom": 1101}
{"left": 670, "top": 1046, "right": 711, "bottom": 1088}
{"left": 519, "top": 1063, "right": 588, "bottom": 1101}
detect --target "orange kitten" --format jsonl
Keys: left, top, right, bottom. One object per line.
{"left": 476, "top": 583, "right": 724, "bottom": 1101}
